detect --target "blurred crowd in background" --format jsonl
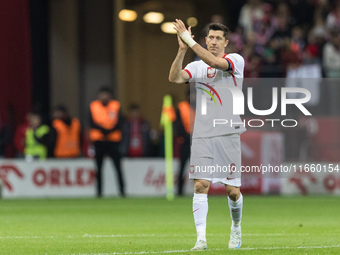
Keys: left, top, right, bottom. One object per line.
{"left": 0, "top": 102, "right": 157, "bottom": 160}
{"left": 225, "top": 0, "right": 340, "bottom": 79}
{"left": 1, "top": 0, "right": 340, "bottom": 161}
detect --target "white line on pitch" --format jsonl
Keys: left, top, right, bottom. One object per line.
{"left": 68, "top": 244, "right": 340, "bottom": 255}
{"left": 82, "top": 233, "right": 312, "bottom": 238}
{"left": 0, "top": 233, "right": 321, "bottom": 239}
{"left": 240, "top": 244, "right": 340, "bottom": 250}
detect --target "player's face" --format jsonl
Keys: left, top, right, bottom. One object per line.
{"left": 205, "top": 30, "right": 229, "bottom": 56}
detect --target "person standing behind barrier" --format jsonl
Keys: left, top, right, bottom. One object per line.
{"left": 14, "top": 113, "right": 30, "bottom": 158}
{"left": 52, "top": 105, "right": 81, "bottom": 158}
{"left": 174, "top": 89, "right": 195, "bottom": 196}
{"left": 121, "top": 103, "right": 151, "bottom": 157}
{"left": 24, "top": 111, "right": 55, "bottom": 160}
{"left": 89, "top": 87, "right": 125, "bottom": 197}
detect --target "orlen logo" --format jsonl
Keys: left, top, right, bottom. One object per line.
{"left": 0, "top": 164, "right": 24, "bottom": 192}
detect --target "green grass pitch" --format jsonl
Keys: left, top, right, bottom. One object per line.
{"left": 0, "top": 196, "right": 339, "bottom": 254}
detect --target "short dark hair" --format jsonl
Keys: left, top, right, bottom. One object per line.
{"left": 98, "top": 86, "right": 113, "bottom": 95}
{"left": 129, "top": 103, "right": 140, "bottom": 111}
{"left": 207, "top": 23, "right": 229, "bottom": 39}
{"left": 54, "top": 105, "right": 67, "bottom": 113}
{"left": 28, "top": 110, "right": 42, "bottom": 119}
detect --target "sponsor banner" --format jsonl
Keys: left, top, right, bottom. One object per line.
{"left": 2, "top": 159, "right": 339, "bottom": 197}
{"left": 0, "top": 159, "right": 96, "bottom": 198}
{"left": 103, "top": 158, "right": 192, "bottom": 196}
{"left": 281, "top": 163, "right": 340, "bottom": 195}
{"left": 0, "top": 158, "right": 193, "bottom": 198}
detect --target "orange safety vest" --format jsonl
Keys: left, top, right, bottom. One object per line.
{"left": 53, "top": 118, "right": 81, "bottom": 158}
{"left": 89, "top": 100, "right": 122, "bottom": 142}
{"left": 178, "top": 101, "right": 195, "bottom": 134}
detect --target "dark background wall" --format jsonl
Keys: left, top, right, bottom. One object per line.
{"left": 0, "top": 0, "right": 32, "bottom": 156}
{"left": 0, "top": 0, "right": 241, "bottom": 137}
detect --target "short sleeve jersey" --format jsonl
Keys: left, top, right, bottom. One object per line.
{"left": 184, "top": 53, "right": 246, "bottom": 138}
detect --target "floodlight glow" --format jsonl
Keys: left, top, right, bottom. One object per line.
{"left": 119, "top": 9, "right": 137, "bottom": 22}
{"left": 143, "top": 12, "right": 164, "bottom": 24}
{"left": 187, "top": 17, "right": 198, "bottom": 27}
{"left": 161, "top": 22, "right": 177, "bottom": 34}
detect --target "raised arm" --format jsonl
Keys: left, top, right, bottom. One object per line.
{"left": 191, "top": 43, "right": 229, "bottom": 70}
{"left": 169, "top": 27, "right": 193, "bottom": 84}
{"left": 169, "top": 48, "right": 190, "bottom": 84}
{"left": 173, "top": 19, "right": 230, "bottom": 71}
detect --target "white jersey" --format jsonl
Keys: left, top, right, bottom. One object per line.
{"left": 184, "top": 53, "right": 246, "bottom": 138}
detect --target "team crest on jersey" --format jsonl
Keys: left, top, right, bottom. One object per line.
{"left": 207, "top": 67, "right": 216, "bottom": 78}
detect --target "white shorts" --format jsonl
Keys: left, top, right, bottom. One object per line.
{"left": 189, "top": 134, "right": 242, "bottom": 187}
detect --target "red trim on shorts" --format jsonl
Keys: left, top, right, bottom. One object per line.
{"left": 183, "top": 69, "right": 192, "bottom": 79}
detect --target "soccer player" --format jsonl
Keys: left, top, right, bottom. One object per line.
{"left": 169, "top": 19, "right": 245, "bottom": 250}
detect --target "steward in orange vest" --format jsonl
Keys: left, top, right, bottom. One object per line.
{"left": 177, "top": 100, "right": 195, "bottom": 135}
{"left": 52, "top": 105, "right": 81, "bottom": 158}
{"left": 89, "top": 100, "right": 122, "bottom": 142}
{"left": 174, "top": 89, "right": 196, "bottom": 196}
{"left": 89, "top": 86, "right": 125, "bottom": 197}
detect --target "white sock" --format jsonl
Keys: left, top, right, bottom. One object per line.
{"left": 193, "top": 193, "right": 208, "bottom": 242}
{"left": 228, "top": 193, "right": 243, "bottom": 231}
